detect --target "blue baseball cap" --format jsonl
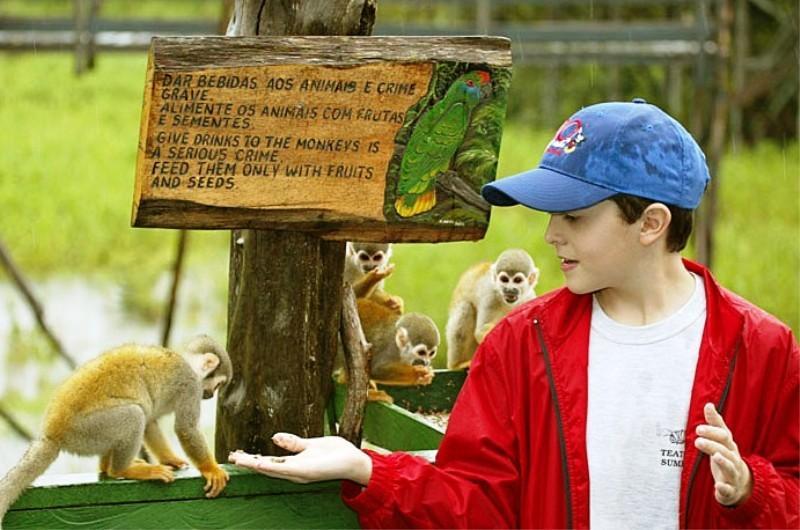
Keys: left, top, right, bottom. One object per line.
{"left": 481, "top": 99, "right": 710, "bottom": 212}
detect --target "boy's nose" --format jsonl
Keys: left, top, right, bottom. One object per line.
{"left": 544, "top": 217, "right": 563, "bottom": 246}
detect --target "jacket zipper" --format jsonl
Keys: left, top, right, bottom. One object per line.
{"left": 534, "top": 318, "right": 573, "bottom": 529}
{"left": 683, "top": 338, "right": 742, "bottom": 528}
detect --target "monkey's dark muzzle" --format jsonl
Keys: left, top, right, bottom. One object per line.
{"left": 503, "top": 292, "right": 519, "bottom": 304}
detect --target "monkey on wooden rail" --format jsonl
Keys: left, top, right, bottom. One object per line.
{"left": 0, "top": 335, "right": 232, "bottom": 523}
{"left": 344, "top": 242, "right": 404, "bottom": 314}
{"left": 446, "top": 249, "right": 539, "bottom": 370}
{"left": 337, "top": 296, "right": 440, "bottom": 403}
{"left": 359, "top": 298, "right": 440, "bottom": 402}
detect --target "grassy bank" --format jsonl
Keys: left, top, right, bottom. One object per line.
{"left": 0, "top": 53, "right": 797, "bottom": 362}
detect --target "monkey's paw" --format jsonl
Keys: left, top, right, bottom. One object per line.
{"left": 369, "top": 264, "right": 395, "bottom": 281}
{"left": 160, "top": 455, "right": 189, "bottom": 469}
{"left": 367, "top": 388, "right": 394, "bottom": 403}
{"left": 109, "top": 462, "right": 175, "bottom": 483}
{"left": 414, "top": 366, "right": 435, "bottom": 385}
{"left": 385, "top": 295, "right": 404, "bottom": 314}
{"left": 200, "top": 464, "right": 229, "bottom": 498}
{"left": 149, "top": 464, "right": 176, "bottom": 483}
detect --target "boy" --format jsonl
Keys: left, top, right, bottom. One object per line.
{"left": 230, "top": 100, "right": 799, "bottom": 528}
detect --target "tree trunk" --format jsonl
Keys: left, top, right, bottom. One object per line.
{"left": 215, "top": 0, "right": 376, "bottom": 459}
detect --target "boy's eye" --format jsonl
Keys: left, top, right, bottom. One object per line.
{"left": 564, "top": 214, "right": 578, "bottom": 222}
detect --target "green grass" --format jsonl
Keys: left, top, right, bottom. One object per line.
{"left": 0, "top": 53, "right": 228, "bottom": 278}
{"left": 0, "top": 0, "right": 223, "bottom": 20}
{"left": 0, "top": 53, "right": 797, "bottom": 368}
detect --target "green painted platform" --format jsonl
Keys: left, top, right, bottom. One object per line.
{"left": 4, "top": 369, "right": 467, "bottom": 529}
{"left": 5, "top": 466, "right": 357, "bottom": 529}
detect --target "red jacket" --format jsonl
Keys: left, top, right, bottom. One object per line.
{"left": 342, "top": 260, "right": 799, "bottom": 528}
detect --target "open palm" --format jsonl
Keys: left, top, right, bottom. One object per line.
{"left": 229, "top": 433, "right": 372, "bottom": 486}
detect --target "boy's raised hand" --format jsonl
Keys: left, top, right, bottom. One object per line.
{"left": 229, "top": 433, "right": 373, "bottom": 486}
{"left": 694, "top": 403, "right": 752, "bottom": 506}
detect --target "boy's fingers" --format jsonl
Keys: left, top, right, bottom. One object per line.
{"left": 228, "top": 451, "right": 262, "bottom": 467}
{"left": 272, "top": 432, "right": 307, "bottom": 453}
{"left": 228, "top": 452, "right": 298, "bottom": 477}
{"left": 695, "top": 438, "right": 738, "bottom": 463}
{"left": 228, "top": 450, "right": 256, "bottom": 465}
{"left": 715, "top": 482, "right": 736, "bottom": 501}
{"left": 704, "top": 403, "right": 727, "bottom": 429}
{"left": 711, "top": 452, "right": 739, "bottom": 482}
{"left": 695, "top": 425, "right": 734, "bottom": 448}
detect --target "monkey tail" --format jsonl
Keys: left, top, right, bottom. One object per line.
{"left": 0, "top": 438, "right": 59, "bottom": 522}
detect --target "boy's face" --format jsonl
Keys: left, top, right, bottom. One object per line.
{"left": 544, "top": 200, "right": 643, "bottom": 295}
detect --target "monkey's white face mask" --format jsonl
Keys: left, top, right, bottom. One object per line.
{"left": 493, "top": 268, "right": 538, "bottom": 305}
{"left": 396, "top": 327, "right": 437, "bottom": 367}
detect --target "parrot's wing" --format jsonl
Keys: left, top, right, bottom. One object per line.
{"left": 397, "top": 101, "right": 470, "bottom": 196}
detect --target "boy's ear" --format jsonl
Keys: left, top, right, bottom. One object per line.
{"left": 639, "top": 203, "right": 672, "bottom": 247}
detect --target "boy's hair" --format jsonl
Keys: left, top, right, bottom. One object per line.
{"left": 610, "top": 195, "right": 693, "bottom": 252}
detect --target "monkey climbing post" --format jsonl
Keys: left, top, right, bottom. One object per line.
{"left": 130, "top": 35, "right": 512, "bottom": 456}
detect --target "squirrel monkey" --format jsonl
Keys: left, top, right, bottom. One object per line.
{"left": 446, "top": 249, "right": 539, "bottom": 370}
{"left": 0, "top": 335, "right": 232, "bottom": 522}
{"left": 344, "top": 242, "right": 404, "bottom": 313}
{"left": 358, "top": 297, "right": 440, "bottom": 402}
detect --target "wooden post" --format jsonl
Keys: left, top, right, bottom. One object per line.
{"left": 730, "top": 0, "right": 748, "bottom": 146}
{"left": 475, "top": 0, "right": 491, "bottom": 35}
{"left": 73, "top": 0, "right": 99, "bottom": 76}
{"left": 338, "top": 285, "right": 371, "bottom": 445}
{"left": 696, "top": 0, "right": 732, "bottom": 267}
{"left": 213, "top": 0, "right": 377, "bottom": 457}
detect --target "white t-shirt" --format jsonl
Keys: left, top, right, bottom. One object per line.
{"left": 587, "top": 273, "right": 706, "bottom": 530}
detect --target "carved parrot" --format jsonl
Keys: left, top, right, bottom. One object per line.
{"left": 394, "top": 70, "right": 492, "bottom": 218}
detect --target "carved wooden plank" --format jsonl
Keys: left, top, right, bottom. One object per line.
{"left": 132, "top": 36, "right": 512, "bottom": 242}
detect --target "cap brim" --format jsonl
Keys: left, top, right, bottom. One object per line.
{"left": 481, "top": 166, "right": 617, "bottom": 213}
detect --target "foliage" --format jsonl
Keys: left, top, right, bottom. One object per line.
{"left": 0, "top": 53, "right": 796, "bottom": 370}
{"left": 1, "top": 0, "right": 795, "bottom": 139}
{"left": 0, "top": 0, "right": 222, "bottom": 20}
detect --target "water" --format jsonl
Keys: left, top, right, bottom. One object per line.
{"left": 0, "top": 273, "right": 227, "bottom": 479}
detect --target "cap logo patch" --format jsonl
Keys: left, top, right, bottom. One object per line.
{"left": 546, "top": 118, "right": 585, "bottom": 156}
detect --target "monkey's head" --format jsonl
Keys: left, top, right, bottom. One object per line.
{"left": 492, "top": 249, "right": 539, "bottom": 305}
{"left": 395, "top": 313, "right": 440, "bottom": 368}
{"left": 183, "top": 335, "right": 233, "bottom": 400}
{"left": 347, "top": 242, "right": 392, "bottom": 274}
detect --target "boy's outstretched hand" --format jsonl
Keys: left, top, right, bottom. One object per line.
{"left": 694, "top": 403, "right": 752, "bottom": 506}
{"left": 228, "top": 433, "right": 373, "bottom": 486}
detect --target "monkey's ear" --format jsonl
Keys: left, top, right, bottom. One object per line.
{"left": 201, "top": 353, "right": 221, "bottom": 376}
{"left": 395, "top": 327, "right": 410, "bottom": 349}
{"left": 529, "top": 267, "right": 540, "bottom": 289}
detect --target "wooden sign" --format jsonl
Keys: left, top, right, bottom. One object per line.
{"left": 132, "top": 36, "right": 512, "bottom": 242}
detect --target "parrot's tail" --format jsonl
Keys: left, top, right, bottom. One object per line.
{"left": 394, "top": 189, "right": 436, "bottom": 218}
